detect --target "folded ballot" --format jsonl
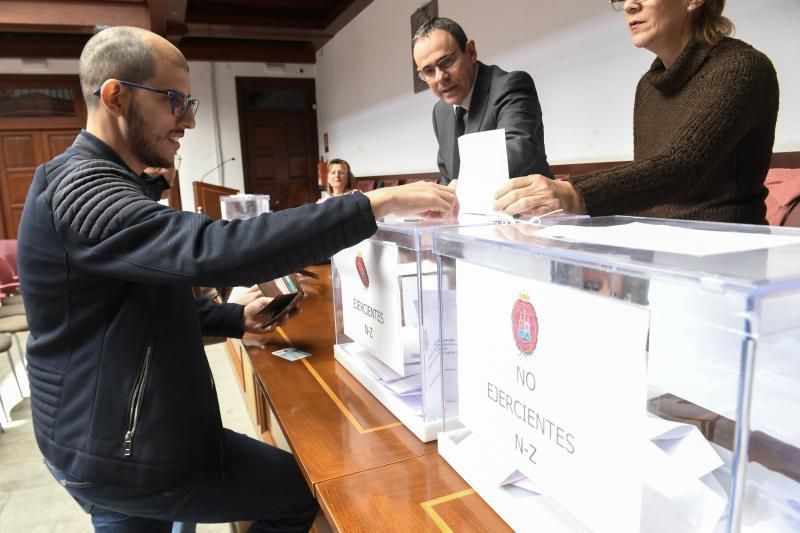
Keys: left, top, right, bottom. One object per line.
{"left": 500, "top": 415, "right": 727, "bottom": 533}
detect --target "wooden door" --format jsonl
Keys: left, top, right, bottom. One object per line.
{"left": 0, "top": 75, "right": 85, "bottom": 238}
{"left": 236, "top": 78, "right": 319, "bottom": 211}
{"left": 0, "top": 129, "right": 82, "bottom": 239}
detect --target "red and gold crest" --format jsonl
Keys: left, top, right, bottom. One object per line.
{"left": 511, "top": 291, "right": 538, "bottom": 355}
{"left": 355, "top": 253, "right": 369, "bottom": 288}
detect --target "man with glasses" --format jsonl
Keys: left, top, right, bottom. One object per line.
{"left": 412, "top": 17, "right": 552, "bottom": 184}
{"left": 18, "top": 25, "right": 456, "bottom": 532}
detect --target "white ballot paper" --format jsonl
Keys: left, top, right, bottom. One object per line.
{"left": 456, "top": 129, "right": 509, "bottom": 216}
{"left": 536, "top": 222, "right": 800, "bottom": 256}
{"left": 455, "top": 260, "right": 650, "bottom": 533}
{"left": 502, "top": 415, "right": 728, "bottom": 532}
{"left": 420, "top": 288, "right": 458, "bottom": 419}
{"left": 640, "top": 417, "right": 728, "bottom": 533}
{"left": 333, "top": 241, "right": 404, "bottom": 375}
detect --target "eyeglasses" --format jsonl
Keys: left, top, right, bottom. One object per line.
{"left": 610, "top": 0, "right": 648, "bottom": 11}
{"left": 92, "top": 80, "right": 199, "bottom": 118}
{"left": 417, "top": 52, "right": 459, "bottom": 82}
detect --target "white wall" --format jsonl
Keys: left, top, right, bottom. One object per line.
{"left": 180, "top": 62, "right": 315, "bottom": 210}
{"left": 2, "top": 0, "right": 797, "bottom": 208}
{"left": 315, "top": 0, "right": 800, "bottom": 176}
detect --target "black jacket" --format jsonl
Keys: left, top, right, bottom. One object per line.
{"left": 18, "top": 131, "right": 377, "bottom": 488}
{"left": 433, "top": 61, "right": 552, "bottom": 183}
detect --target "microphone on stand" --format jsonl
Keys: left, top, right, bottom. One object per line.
{"left": 198, "top": 157, "right": 236, "bottom": 183}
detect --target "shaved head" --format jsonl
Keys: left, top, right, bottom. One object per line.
{"left": 79, "top": 26, "right": 189, "bottom": 109}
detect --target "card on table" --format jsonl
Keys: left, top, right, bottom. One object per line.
{"left": 271, "top": 347, "right": 311, "bottom": 361}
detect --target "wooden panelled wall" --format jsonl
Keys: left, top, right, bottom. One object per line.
{"left": 353, "top": 152, "right": 800, "bottom": 191}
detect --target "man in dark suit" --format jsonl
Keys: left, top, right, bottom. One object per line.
{"left": 413, "top": 18, "right": 552, "bottom": 184}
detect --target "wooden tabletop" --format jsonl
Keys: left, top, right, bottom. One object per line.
{"left": 243, "top": 264, "right": 436, "bottom": 490}
{"left": 242, "top": 264, "right": 507, "bottom": 531}
{"left": 316, "top": 453, "right": 511, "bottom": 533}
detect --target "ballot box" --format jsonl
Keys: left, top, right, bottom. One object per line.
{"left": 432, "top": 216, "right": 800, "bottom": 533}
{"left": 331, "top": 216, "right": 499, "bottom": 442}
{"left": 220, "top": 194, "right": 270, "bottom": 220}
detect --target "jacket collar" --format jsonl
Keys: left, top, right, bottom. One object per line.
{"left": 71, "top": 130, "right": 171, "bottom": 199}
{"left": 72, "top": 130, "right": 132, "bottom": 171}
{"left": 465, "top": 61, "right": 490, "bottom": 134}
{"left": 645, "top": 38, "right": 715, "bottom": 95}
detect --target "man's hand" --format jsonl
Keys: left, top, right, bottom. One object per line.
{"left": 493, "top": 174, "right": 586, "bottom": 218}
{"left": 365, "top": 181, "right": 457, "bottom": 219}
{"left": 241, "top": 294, "right": 301, "bottom": 334}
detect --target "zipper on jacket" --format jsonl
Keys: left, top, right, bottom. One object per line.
{"left": 122, "top": 342, "right": 153, "bottom": 457}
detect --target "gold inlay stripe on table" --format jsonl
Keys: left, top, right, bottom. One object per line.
{"left": 420, "top": 488, "right": 476, "bottom": 532}
{"left": 276, "top": 326, "right": 402, "bottom": 435}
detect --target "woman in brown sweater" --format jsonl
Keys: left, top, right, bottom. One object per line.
{"left": 493, "top": 0, "right": 779, "bottom": 224}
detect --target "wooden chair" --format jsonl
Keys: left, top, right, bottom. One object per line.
{"left": 0, "top": 256, "right": 21, "bottom": 302}
{"left": 0, "top": 333, "right": 10, "bottom": 430}
{"left": 765, "top": 168, "right": 800, "bottom": 227}
{"left": 0, "top": 257, "right": 28, "bottom": 372}
{"left": 356, "top": 180, "right": 375, "bottom": 193}
{"left": 0, "top": 240, "right": 18, "bottom": 281}
{"left": 0, "top": 332, "right": 23, "bottom": 413}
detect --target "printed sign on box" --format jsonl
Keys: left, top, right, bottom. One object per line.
{"left": 334, "top": 241, "right": 404, "bottom": 375}
{"left": 455, "top": 261, "right": 650, "bottom": 533}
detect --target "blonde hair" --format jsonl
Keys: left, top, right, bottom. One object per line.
{"left": 326, "top": 159, "right": 356, "bottom": 195}
{"left": 694, "top": 0, "right": 734, "bottom": 45}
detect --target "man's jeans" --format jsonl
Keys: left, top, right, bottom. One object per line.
{"left": 45, "top": 429, "right": 319, "bottom": 533}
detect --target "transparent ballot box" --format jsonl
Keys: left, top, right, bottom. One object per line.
{"left": 331, "top": 216, "right": 495, "bottom": 442}
{"left": 432, "top": 216, "right": 800, "bottom": 533}
{"left": 220, "top": 194, "right": 270, "bottom": 220}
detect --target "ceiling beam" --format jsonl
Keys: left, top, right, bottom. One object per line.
{"left": 323, "top": 0, "right": 372, "bottom": 33}
{"left": 0, "top": 1, "right": 150, "bottom": 33}
{"left": 164, "top": 0, "right": 187, "bottom": 42}
{"left": 0, "top": 32, "right": 318, "bottom": 63}
{"left": 185, "top": 23, "right": 332, "bottom": 48}
{"left": 0, "top": 0, "right": 372, "bottom": 62}
{"left": 148, "top": 0, "right": 168, "bottom": 35}
{"left": 0, "top": 33, "right": 89, "bottom": 59}
{"left": 178, "top": 38, "right": 316, "bottom": 64}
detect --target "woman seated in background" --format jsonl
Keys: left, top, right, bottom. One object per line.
{"left": 319, "top": 158, "right": 357, "bottom": 202}
{"left": 494, "top": 0, "right": 779, "bottom": 224}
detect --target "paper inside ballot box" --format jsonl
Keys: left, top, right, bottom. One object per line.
{"left": 498, "top": 415, "right": 726, "bottom": 533}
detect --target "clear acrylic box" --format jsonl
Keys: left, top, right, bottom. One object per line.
{"left": 331, "top": 215, "right": 497, "bottom": 442}
{"left": 433, "top": 216, "right": 800, "bottom": 533}
{"left": 220, "top": 194, "right": 270, "bottom": 220}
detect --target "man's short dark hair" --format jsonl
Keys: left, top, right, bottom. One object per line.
{"left": 412, "top": 17, "right": 468, "bottom": 51}
{"left": 79, "top": 26, "right": 188, "bottom": 109}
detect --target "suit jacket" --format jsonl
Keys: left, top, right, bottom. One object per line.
{"left": 433, "top": 61, "right": 552, "bottom": 183}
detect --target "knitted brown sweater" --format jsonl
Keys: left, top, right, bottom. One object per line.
{"left": 570, "top": 37, "right": 779, "bottom": 224}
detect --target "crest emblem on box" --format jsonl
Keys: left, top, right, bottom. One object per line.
{"left": 512, "top": 291, "right": 538, "bottom": 355}
{"left": 355, "top": 252, "right": 369, "bottom": 288}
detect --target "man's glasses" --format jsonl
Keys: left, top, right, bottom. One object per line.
{"left": 417, "top": 52, "right": 458, "bottom": 82}
{"left": 610, "top": 0, "right": 648, "bottom": 11}
{"left": 92, "top": 80, "right": 199, "bottom": 118}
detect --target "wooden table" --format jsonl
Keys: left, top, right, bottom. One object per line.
{"left": 231, "top": 264, "right": 505, "bottom": 531}
{"left": 240, "top": 264, "right": 435, "bottom": 489}
{"left": 316, "top": 453, "right": 510, "bottom": 532}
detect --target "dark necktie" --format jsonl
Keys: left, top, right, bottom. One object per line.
{"left": 452, "top": 105, "right": 466, "bottom": 179}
